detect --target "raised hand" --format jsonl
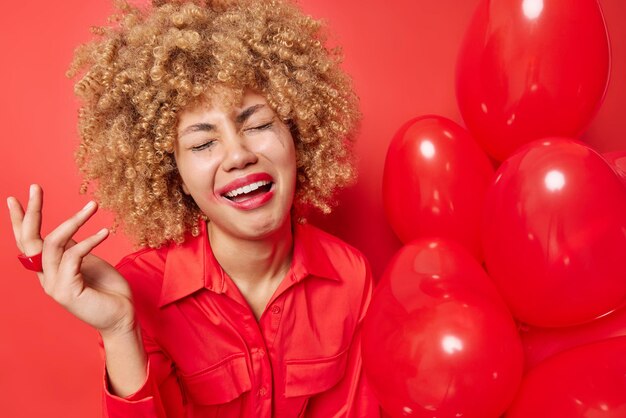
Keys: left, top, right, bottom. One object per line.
{"left": 7, "top": 184, "right": 136, "bottom": 338}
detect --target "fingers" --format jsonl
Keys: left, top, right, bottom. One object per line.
{"left": 7, "top": 184, "right": 43, "bottom": 255}
{"left": 50, "top": 228, "right": 110, "bottom": 304}
{"left": 41, "top": 200, "right": 99, "bottom": 277}
{"left": 22, "top": 184, "right": 43, "bottom": 255}
{"left": 7, "top": 196, "right": 26, "bottom": 253}
{"left": 8, "top": 185, "right": 104, "bottom": 293}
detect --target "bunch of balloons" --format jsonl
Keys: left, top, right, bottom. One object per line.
{"left": 364, "top": 0, "right": 626, "bottom": 417}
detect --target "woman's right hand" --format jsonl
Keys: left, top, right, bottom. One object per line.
{"left": 7, "top": 184, "right": 136, "bottom": 339}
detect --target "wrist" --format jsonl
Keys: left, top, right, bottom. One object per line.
{"left": 100, "top": 324, "right": 146, "bottom": 363}
{"left": 100, "top": 321, "right": 149, "bottom": 398}
{"left": 99, "top": 316, "right": 140, "bottom": 343}
{"left": 97, "top": 298, "right": 137, "bottom": 339}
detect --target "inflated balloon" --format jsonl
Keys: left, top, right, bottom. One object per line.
{"left": 483, "top": 138, "right": 626, "bottom": 327}
{"left": 506, "top": 336, "right": 626, "bottom": 417}
{"left": 603, "top": 151, "right": 626, "bottom": 186}
{"left": 520, "top": 306, "right": 626, "bottom": 370}
{"left": 456, "top": 0, "right": 610, "bottom": 161}
{"left": 362, "top": 239, "right": 523, "bottom": 418}
{"left": 382, "top": 115, "right": 494, "bottom": 260}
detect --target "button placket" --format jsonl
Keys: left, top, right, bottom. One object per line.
{"left": 243, "top": 313, "right": 272, "bottom": 415}
{"left": 259, "top": 296, "right": 285, "bottom": 352}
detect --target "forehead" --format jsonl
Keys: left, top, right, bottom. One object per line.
{"left": 178, "top": 89, "right": 270, "bottom": 124}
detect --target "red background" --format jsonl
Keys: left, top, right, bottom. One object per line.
{"left": 1, "top": 1, "right": 624, "bottom": 416}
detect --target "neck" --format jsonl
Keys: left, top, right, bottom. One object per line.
{"left": 207, "top": 220, "right": 294, "bottom": 286}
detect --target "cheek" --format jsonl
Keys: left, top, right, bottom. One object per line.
{"left": 261, "top": 131, "right": 297, "bottom": 169}
{"left": 176, "top": 155, "right": 220, "bottom": 196}
{"left": 269, "top": 144, "right": 297, "bottom": 176}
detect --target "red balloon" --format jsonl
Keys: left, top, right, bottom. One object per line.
{"left": 506, "top": 336, "right": 626, "bottom": 417}
{"left": 382, "top": 115, "right": 494, "bottom": 261}
{"left": 483, "top": 138, "right": 626, "bottom": 327}
{"left": 520, "top": 305, "right": 626, "bottom": 370}
{"left": 603, "top": 150, "right": 626, "bottom": 186}
{"left": 362, "top": 239, "right": 523, "bottom": 418}
{"left": 456, "top": 0, "right": 610, "bottom": 161}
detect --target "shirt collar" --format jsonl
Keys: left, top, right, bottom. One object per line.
{"left": 159, "top": 221, "right": 340, "bottom": 308}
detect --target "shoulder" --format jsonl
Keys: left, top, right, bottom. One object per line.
{"left": 298, "top": 223, "right": 373, "bottom": 289}
{"left": 115, "top": 245, "right": 169, "bottom": 307}
{"left": 298, "top": 223, "right": 374, "bottom": 325}
{"left": 115, "top": 246, "right": 168, "bottom": 281}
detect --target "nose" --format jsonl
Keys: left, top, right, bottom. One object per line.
{"left": 221, "top": 133, "right": 258, "bottom": 172}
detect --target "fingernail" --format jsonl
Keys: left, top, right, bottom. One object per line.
{"left": 97, "top": 228, "right": 109, "bottom": 236}
{"left": 7, "top": 197, "right": 13, "bottom": 209}
{"left": 82, "top": 201, "right": 96, "bottom": 212}
{"left": 29, "top": 184, "right": 36, "bottom": 199}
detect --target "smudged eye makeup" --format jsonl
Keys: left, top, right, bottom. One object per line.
{"left": 191, "top": 140, "right": 216, "bottom": 152}
{"left": 246, "top": 121, "right": 274, "bottom": 132}
{"left": 190, "top": 121, "right": 274, "bottom": 152}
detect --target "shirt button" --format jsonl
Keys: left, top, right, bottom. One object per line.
{"left": 251, "top": 347, "right": 266, "bottom": 357}
{"left": 258, "top": 386, "right": 268, "bottom": 397}
{"left": 270, "top": 305, "right": 281, "bottom": 314}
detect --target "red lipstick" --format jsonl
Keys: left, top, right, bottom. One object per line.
{"left": 216, "top": 173, "right": 274, "bottom": 196}
{"left": 216, "top": 173, "right": 275, "bottom": 211}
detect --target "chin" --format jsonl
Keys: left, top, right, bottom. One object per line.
{"left": 240, "top": 211, "right": 291, "bottom": 241}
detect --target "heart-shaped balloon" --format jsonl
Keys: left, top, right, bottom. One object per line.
{"left": 383, "top": 115, "right": 494, "bottom": 261}
{"left": 483, "top": 138, "right": 626, "bottom": 327}
{"left": 362, "top": 239, "right": 523, "bottom": 418}
{"left": 457, "top": 0, "right": 610, "bottom": 161}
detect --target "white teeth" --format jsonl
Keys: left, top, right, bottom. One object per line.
{"left": 224, "top": 180, "right": 271, "bottom": 198}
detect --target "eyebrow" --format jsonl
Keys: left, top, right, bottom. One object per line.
{"left": 179, "top": 104, "right": 266, "bottom": 137}
{"left": 235, "top": 104, "right": 265, "bottom": 124}
{"left": 180, "top": 122, "right": 216, "bottom": 137}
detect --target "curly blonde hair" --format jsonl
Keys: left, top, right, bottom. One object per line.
{"left": 67, "top": 0, "right": 360, "bottom": 248}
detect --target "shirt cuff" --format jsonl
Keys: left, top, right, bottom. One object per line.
{"left": 103, "top": 358, "right": 162, "bottom": 418}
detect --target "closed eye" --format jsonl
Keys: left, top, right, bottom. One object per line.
{"left": 191, "top": 140, "right": 216, "bottom": 152}
{"left": 246, "top": 121, "right": 273, "bottom": 132}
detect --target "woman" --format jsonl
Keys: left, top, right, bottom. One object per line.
{"left": 7, "top": 0, "right": 379, "bottom": 417}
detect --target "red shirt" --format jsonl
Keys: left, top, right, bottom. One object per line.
{"left": 102, "top": 221, "right": 380, "bottom": 417}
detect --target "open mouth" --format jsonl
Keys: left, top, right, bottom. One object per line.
{"left": 222, "top": 180, "right": 274, "bottom": 203}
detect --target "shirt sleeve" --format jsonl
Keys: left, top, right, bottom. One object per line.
{"left": 99, "top": 329, "right": 185, "bottom": 418}
{"left": 304, "top": 258, "right": 381, "bottom": 418}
